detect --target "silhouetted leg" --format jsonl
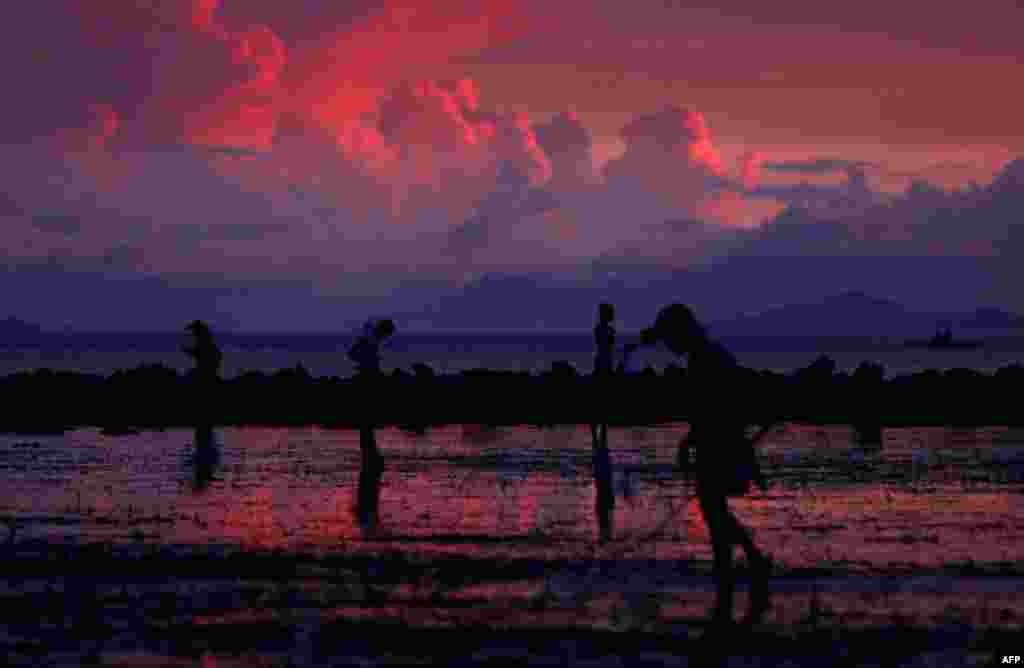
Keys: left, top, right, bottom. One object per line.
{"left": 706, "top": 495, "right": 771, "bottom": 625}
{"left": 721, "top": 508, "right": 771, "bottom": 624}
{"left": 359, "top": 424, "right": 382, "bottom": 464}
{"left": 699, "top": 489, "right": 736, "bottom": 626}
{"left": 855, "top": 418, "right": 882, "bottom": 448}
{"left": 358, "top": 376, "right": 384, "bottom": 465}
{"left": 354, "top": 375, "right": 384, "bottom": 535}
{"left": 195, "top": 423, "right": 214, "bottom": 449}
{"left": 724, "top": 512, "right": 762, "bottom": 563}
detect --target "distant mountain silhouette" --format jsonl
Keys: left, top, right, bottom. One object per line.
{"left": 386, "top": 282, "right": 1024, "bottom": 337}
{"left": 708, "top": 292, "right": 912, "bottom": 336}
{"left": 708, "top": 292, "right": 1024, "bottom": 337}
{"left": 957, "top": 307, "right": 1024, "bottom": 330}
{"left": 0, "top": 317, "right": 43, "bottom": 342}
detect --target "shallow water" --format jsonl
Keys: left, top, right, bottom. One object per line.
{"left": 3, "top": 423, "right": 1024, "bottom": 569}
{"left": 4, "top": 424, "right": 1024, "bottom": 665}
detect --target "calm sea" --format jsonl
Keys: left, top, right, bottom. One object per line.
{"left": 2, "top": 332, "right": 1024, "bottom": 377}
{"left": 4, "top": 420, "right": 1024, "bottom": 662}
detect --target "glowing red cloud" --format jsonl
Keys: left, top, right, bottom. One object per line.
{"left": 603, "top": 107, "right": 727, "bottom": 219}
{"left": 190, "top": 0, "right": 219, "bottom": 32}
{"left": 740, "top": 151, "right": 763, "bottom": 189}
{"left": 286, "top": 1, "right": 538, "bottom": 129}
{"left": 1, "top": 1, "right": 813, "bottom": 281}
{"left": 617, "top": 107, "right": 724, "bottom": 175}
{"left": 491, "top": 112, "right": 551, "bottom": 185}
{"left": 446, "top": 79, "right": 482, "bottom": 115}
{"left": 378, "top": 81, "right": 481, "bottom": 153}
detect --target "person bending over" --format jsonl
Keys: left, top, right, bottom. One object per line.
{"left": 639, "top": 304, "right": 774, "bottom": 627}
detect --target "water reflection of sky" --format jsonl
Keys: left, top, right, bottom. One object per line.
{"left": 2, "top": 424, "right": 1023, "bottom": 569}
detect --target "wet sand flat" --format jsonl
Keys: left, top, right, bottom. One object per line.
{"left": 2, "top": 543, "right": 1023, "bottom": 666}
{"left": 2, "top": 423, "right": 1024, "bottom": 664}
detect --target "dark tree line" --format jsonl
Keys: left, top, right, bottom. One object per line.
{"left": 2, "top": 358, "right": 1023, "bottom": 435}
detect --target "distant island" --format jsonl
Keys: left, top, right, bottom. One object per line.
{"left": 903, "top": 328, "right": 983, "bottom": 350}
{"left": 707, "top": 292, "right": 1024, "bottom": 338}
{"left": 958, "top": 307, "right": 1024, "bottom": 330}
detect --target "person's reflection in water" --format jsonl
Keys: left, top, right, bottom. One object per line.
{"left": 183, "top": 321, "right": 223, "bottom": 493}
{"left": 590, "top": 303, "right": 617, "bottom": 542}
{"left": 638, "top": 304, "right": 774, "bottom": 630}
{"left": 347, "top": 318, "right": 395, "bottom": 535}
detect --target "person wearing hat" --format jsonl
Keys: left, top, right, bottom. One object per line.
{"left": 638, "top": 304, "right": 774, "bottom": 628}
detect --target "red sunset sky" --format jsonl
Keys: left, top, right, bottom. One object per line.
{"left": 1, "top": 0, "right": 1023, "bottom": 331}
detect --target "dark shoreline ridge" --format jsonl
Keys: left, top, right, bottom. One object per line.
{"left": 2, "top": 356, "right": 1023, "bottom": 432}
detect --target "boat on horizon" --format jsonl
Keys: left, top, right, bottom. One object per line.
{"left": 903, "top": 327, "right": 983, "bottom": 350}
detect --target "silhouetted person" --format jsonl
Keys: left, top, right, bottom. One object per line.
{"left": 594, "top": 304, "right": 616, "bottom": 373}
{"left": 183, "top": 320, "right": 222, "bottom": 435}
{"left": 638, "top": 304, "right": 773, "bottom": 628}
{"left": 348, "top": 319, "right": 395, "bottom": 532}
{"left": 590, "top": 303, "right": 617, "bottom": 541}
